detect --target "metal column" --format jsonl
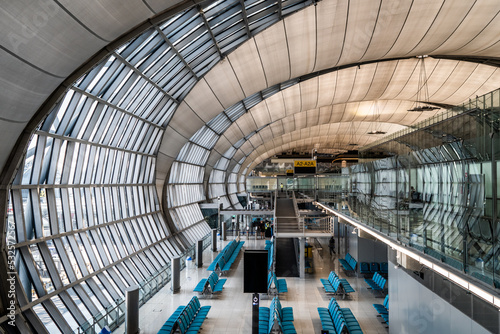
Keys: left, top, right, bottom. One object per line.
{"left": 299, "top": 237, "right": 305, "bottom": 279}
{"left": 171, "top": 257, "right": 180, "bottom": 293}
{"left": 212, "top": 229, "right": 217, "bottom": 252}
{"left": 125, "top": 286, "right": 139, "bottom": 334}
{"left": 222, "top": 221, "right": 227, "bottom": 241}
{"left": 196, "top": 239, "right": 203, "bottom": 267}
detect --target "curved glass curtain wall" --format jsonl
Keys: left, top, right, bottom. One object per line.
{"left": 3, "top": 0, "right": 315, "bottom": 331}
{"left": 347, "top": 89, "right": 500, "bottom": 291}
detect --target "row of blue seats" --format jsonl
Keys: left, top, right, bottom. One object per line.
{"left": 339, "top": 253, "right": 357, "bottom": 274}
{"left": 365, "top": 272, "right": 386, "bottom": 292}
{"left": 317, "top": 298, "right": 363, "bottom": 334}
{"left": 207, "top": 239, "right": 245, "bottom": 273}
{"left": 373, "top": 295, "right": 389, "bottom": 326}
{"left": 320, "top": 271, "right": 355, "bottom": 299}
{"left": 193, "top": 271, "right": 227, "bottom": 296}
{"left": 157, "top": 296, "right": 210, "bottom": 334}
{"left": 268, "top": 271, "right": 288, "bottom": 294}
{"left": 360, "top": 262, "right": 388, "bottom": 275}
{"left": 259, "top": 297, "right": 296, "bottom": 334}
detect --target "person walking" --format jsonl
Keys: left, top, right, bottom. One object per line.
{"left": 329, "top": 236, "right": 336, "bottom": 257}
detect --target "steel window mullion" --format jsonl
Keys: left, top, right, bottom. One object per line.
{"left": 41, "top": 299, "right": 73, "bottom": 334}
{"left": 115, "top": 52, "right": 181, "bottom": 104}
{"left": 52, "top": 238, "right": 77, "bottom": 283}
{"left": 60, "top": 141, "right": 75, "bottom": 185}
{"left": 86, "top": 277, "right": 113, "bottom": 309}
{"left": 46, "top": 137, "right": 62, "bottom": 184}
{"left": 100, "top": 227, "right": 119, "bottom": 262}
{"left": 78, "top": 232, "right": 100, "bottom": 272}
{"left": 84, "top": 146, "right": 98, "bottom": 184}
{"left": 115, "top": 262, "right": 136, "bottom": 287}
{"left": 58, "top": 290, "right": 88, "bottom": 326}
{"left": 19, "top": 246, "right": 46, "bottom": 297}
{"left": 88, "top": 229, "right": 110, "bottom": 266}
{"left": 91, "top": 59, "right": 123, "bottom": 97}
{"left": 104, "top": 269, "right": 126, "bottom": 294}
{"left": 100, "top": 112, "right": 123, "bottom": 147}
{"left": 123, "top": 221, "right": 140, "bottom": 251}
{"left": 82, "top": 188, "right": 95, "bottom": 227}
{"left": 93, "top": 148, "right": 106, "bottom": 184}
{"left": 130, "top": 219, "right": 146, "bottom": 247}
{"left": 125, "top": 258, "right": 146, "bottom": 281}
{"left": 93, "top": 188, "right": 105, "bottom": 225}
{"left": 96, "top": 272, "right": 122, "bottom": 300}
{"left": 72, "top": 284, "right": 100, "bottom": 316}
{"left": 38, "top": 241, "right": 64, "bottom": 290}
{"left": 31, "top": 135, "right": 46, "bottom": 184}
{"left": 137, "top": 252, "right": 158, "bottom": 273}
{"left": 29, "top": 189, "right": 43, "bottom": 238}
{"left": 72, "top": 143, "right": 86, "bottom": 185}
{"left": 46, "top": 189, "right": 60, "bottom": 235}
{"left": 66, "top": 235, "right": 90, "bottom": 277}
{"left": 59, "top": 188, "right": 72, "bottom": 233}
{"left": 126, "top": 33, "right": 164, "bottom": 66}
{"left": 110, "top": 114, "right": 131, "bottom": 148}
{"left": 116, "top": 222, "right": 133, "bottom": 254}
{"left": 56, "top": 92, "right": 81, "bottom": 136}
{"left": 108, "top": 224, "right": 127, "bottom": 258}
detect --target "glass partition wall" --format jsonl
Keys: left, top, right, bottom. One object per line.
{"left": 349, "top": 89, "right": 500, "bottom": 290}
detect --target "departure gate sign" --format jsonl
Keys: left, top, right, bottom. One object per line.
{"left": 294, "top": 160, "right": 316, "bottom": 174}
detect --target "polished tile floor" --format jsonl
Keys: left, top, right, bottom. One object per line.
{"left": 116, "top": 236, "right": 389, "bottom": 334}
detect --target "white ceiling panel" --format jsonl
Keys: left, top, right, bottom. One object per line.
{"left": 235, "top": 113, "right": 258, "bottom": 135}
{"left": 314, "top": 0, "right": 348, "bottom": 71}
{"left": 204, "top": 59, "right": 246, "bottom": 108}
{"left": 384, "top": 0, "right": 445, "bottom": 58}
{"left": 406, "top": 1, "right": 476, "bottom": 56}
{"left": 266, "top": 94, "right": 287, "bottom": 122}
{"left": 184, "top": 79, "right": 224, "bottom": 122}
{"left": 284, "top": 6, "right": 316, "bottom": 78}
{"left": 333, "top": 67, "right": 357, "bottom": 103}
{"left": 223, "top": 125, "right": 245, "bottom": 143}
{"left": 167, "top": 102, "right": 205, "bottom": 138}
{"left": 337, "top": 0, "right": 381, "bottom": 65}
{"left": 363, "top": 62, "right": 399, "bottom": 100}
{"left": 250, "top": 103, "right": 271, "bottom": 128}
{"left": 300, "top": 78, "right": 319, "bottom": 111}
{"left": 254, "top": 22, "right": 290, "bottom": 86}
{"left": 0, "top": 2, "right": 107, "bottom": 76}
{"left": 281, "top": 84, "right": 301, "bottom": 116}
{"left": 59, "top": 0, "right": 154, "bottom": 41}
{"left": 360, "top": 0, "right": 413, "bottom": 61}
{"left": 227, "top": 39, "right": 267, "bottom": 95}
{"left": 317, "top": 72, "right": 337, "bottom": 106}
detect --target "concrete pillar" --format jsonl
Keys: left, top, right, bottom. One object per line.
{"left": 171, "top": 257, "right": 180, "bottom": 293}
{"left": 222, "top": 221, "right": 227, "bottom": 241}
{"left": 299, "top": 237, "right": 305, "bottom": 279}
{"left": 212, "top": 229, "right": 217, "bottom": 252}
{"left": 196, "top": 239, "right": 203, "bottom": 267}
{"left": 125, "top": 286, "right": 139, "bottom": 334}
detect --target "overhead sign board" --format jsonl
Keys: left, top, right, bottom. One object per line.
{"left": 286, "top": 169, "right": 294, "bottom": 176}
{"left": 294, "top": 160, "right": 316, "bottom": 174}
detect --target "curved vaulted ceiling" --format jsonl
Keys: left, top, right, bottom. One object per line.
{"left": 156, "top": 0, "right": 500, "bottom": 202}
{"left": 2, "top": 0, "right": 500, "bottom": 332}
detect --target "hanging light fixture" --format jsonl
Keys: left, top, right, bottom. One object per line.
{"left": 408, "top": 55, "right": 440, "bottom": 112}
{"left": 367, "top": 101, "right": 386, "bottom": 135}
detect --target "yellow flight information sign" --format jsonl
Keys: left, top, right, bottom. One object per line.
{"left": 294, "top": 160, "right": 317, "bottom": 174}
{"left": 294, "top": 160, "right": 317, "bottom": 167}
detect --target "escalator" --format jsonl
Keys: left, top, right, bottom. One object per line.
{"left": 275, "top": 238, "right": 299, "bottom": 277}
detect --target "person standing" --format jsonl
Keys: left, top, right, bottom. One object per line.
{"left": 280, "top": 183, "right": 284, "bottom": 193}
{"left": 329, "top": 236, "right": 335, "bottom": 256}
